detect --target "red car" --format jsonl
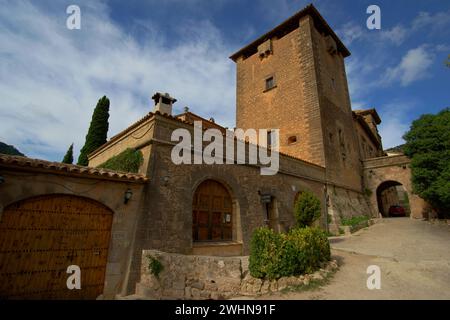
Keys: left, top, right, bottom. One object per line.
{"left": 388, "top": 205, "right": 406, "bottom": 217}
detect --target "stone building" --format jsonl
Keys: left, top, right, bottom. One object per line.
{"left": 0, "top": 4, "right": 428, "bottom": 299}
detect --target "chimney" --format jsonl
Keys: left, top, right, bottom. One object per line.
{"left": 152, "top": 92, "right": 177, "bottom": 115}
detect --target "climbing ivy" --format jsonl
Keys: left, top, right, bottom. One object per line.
{"left": 97, "top": 148, "right": 143, "bottom": 173}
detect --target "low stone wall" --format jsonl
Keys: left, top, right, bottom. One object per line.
{"left": 136, "top": 250, "right": 338, "bottom": 299}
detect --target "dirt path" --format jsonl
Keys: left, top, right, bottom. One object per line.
{"left": 256, "top": 218, "right": 450, "bottom": 300}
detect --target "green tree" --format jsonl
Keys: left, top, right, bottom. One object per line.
{"left": 77, "top": 96, "right": 110, "bottom": 166}
{"left": 293, "top": 190, "right": 322, "bottom": 228}
{"left": 403, "top": 108, "right": 450, "bottom": 218}
{"left": 62, "top": 143, "right": 74, "bottom": 164}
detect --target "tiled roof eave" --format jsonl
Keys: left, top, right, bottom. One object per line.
{"left": 0, "top": 155, "right": 148, "bottom": 183}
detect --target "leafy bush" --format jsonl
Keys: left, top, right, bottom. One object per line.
{"left": 147, "top": 255, "right": 164, "bottom": 278}
{"left": 340, "top": 215, "right": 369, "bottom": 227}
{"left": 294, "top": 191, "right": 322, "bottom": 228}
{"left": 97, "top": 148, "right": 143, "bottom": 173}
{"left": 403, "top": 108, "right": 450, "bottom": 217}
{"left": 249, "top": 227, "right": 330, "bottom": 280}
{"left": 248, "top": 227, "right": 283, "bottom": 279}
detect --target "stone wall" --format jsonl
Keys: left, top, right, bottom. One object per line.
{"left": 136, "top": 250, "right": 338, "bottom": 299}
{"left": 327, "top": 185, "right": 375, "bottom": 234}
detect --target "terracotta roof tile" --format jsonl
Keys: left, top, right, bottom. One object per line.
{"left": 0, "top": 154, "right": 148, "bottom": 183}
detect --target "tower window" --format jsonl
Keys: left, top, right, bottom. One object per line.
{"left": 265, "top": 76, "right": 275, "bottom": 91}
{"left": 288, "top": 135, "right": 297, "bottom": 145}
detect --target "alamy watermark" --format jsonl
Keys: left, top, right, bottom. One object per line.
{"left": 366, "top": 265, "right": 381, "bottom": 290}
{"left": 66, "top": 265, "right": 81, "bottom": 290}
{"left": 171, "top": 121, "right": 280, "bottom": 175}
{"left": 66, "top": 5, "right": 81, "bottom": 30}
{"left": 366, "top": 5, "right": 381, "bottom": 30}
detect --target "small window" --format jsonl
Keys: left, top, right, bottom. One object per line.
{"left": 288, "top": 136, "right": 297, "bottom": 145}
{"left": 331, "top": 77, "right": 336, "bottom": 91}
{"left": 265, "top": 76, "right": 275, "bottom": 91}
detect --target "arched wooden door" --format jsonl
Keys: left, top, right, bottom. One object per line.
{"left": 0, "top": 194, "right": 113, "bottom": 299}
{"left": 192, "top": 180, "right": 232, "bottom": 242}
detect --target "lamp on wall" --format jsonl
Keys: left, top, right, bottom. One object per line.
{"left": 124, "top": 188, "right": 133, "bottom": 204}
{"left": 0, "top": 176, "right": 4, "bottom": 185}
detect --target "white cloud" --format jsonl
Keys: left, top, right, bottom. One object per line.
{"left": 412, "top": 10, "right": 450, "bottom": 31}
{"left": 383, "top": 45, "right": 434, "bottom": 86}
{"left": 0, "top": 1, "right": 236, "bottom": 161}
{"left": 336, "top": 22, "right": 365, "bottom": 45}
{"left": 377, "top": 102, "right": 414, "bottom": 149}
{"left": 379, "top": 25, "right": 407, "bottom": 45}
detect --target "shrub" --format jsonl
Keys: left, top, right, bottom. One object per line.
{"left": 249, "top": 227, "right": 330, "bottom": 280}
{"left": 248, "top": 227, "right": 283, "bottom": 279}
{"left": 97, "top": 148, "right": 143, "bottom": 173}
{"left": 294, "top": 191, "right": 322, "bottom": 228}
{"left": 403, "top": 107, "right": 450, "bottom": 217}
{"left": 147, "top": 255, "right": 164, "bottom": 278}
{"left": 340, "top": 215, "right": 369, "bottom": 227}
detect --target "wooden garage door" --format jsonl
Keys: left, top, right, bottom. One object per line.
{"left": 192, "top": 180, "right": 232, "bottom": 242}
{"left": 0, "top": 194, "right": 113, "bottom": 299}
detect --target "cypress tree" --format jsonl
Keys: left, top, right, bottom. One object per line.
{"left": 62, "top": 143, "right": 74, "bottom": 164}
{"left": 77, "top": 96, "right": 110, "bottom": 166}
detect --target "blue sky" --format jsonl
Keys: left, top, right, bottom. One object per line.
{"left": 0, "top": 0, "right": 449, "bottom": 161}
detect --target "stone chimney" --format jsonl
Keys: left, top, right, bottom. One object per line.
{"left": 152, "top": 92, "right": 177, "bottom": 115}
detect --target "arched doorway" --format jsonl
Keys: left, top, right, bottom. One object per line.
{"left": 0, "top": 194, "right": 113, "bottom": 299}
{"left": 192, "top": 180, "right": 233, "bottom": 242}
{"left": 376, "top": 181, "right": 411, "bottom": 217}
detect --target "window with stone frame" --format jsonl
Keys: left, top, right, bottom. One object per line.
{"left": 265, "top": 76, "right": 275, "bottom": 91}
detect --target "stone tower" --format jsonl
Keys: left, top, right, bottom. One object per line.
{"left": 230, "top": 4, "right": 363, "bottom": 192}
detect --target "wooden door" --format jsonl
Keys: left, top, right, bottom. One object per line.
{"left": 0, "top": 194, "right": 113, "bottom": 299}
{"left": 192, "top": 180, "right": 232, "bottom": 242}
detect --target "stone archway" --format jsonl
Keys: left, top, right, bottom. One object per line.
{"left": 363, "top": 155, "right": 428, "bottom": 219}
{"left": 376, "top": 180, "right": 411, "bottom": 217}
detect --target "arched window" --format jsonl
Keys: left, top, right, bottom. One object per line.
{"left": 192, "top": 180, "right": 232, "bottom": 242}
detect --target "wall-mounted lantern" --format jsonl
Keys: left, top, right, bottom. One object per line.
{"left": 124, "top": 188, "right": 133, "bottom": 204}
{"left": 0, "top": 176, "right": 5, "bottom": 185}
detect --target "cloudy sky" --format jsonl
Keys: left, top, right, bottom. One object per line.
{"left": 0, "top": 0, "right": 449, "bottom": 161}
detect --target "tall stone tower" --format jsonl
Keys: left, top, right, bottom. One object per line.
{"left": 230, "top": 4, "right": 363, "bottom": 192}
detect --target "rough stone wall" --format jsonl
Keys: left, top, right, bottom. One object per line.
{"left": 137, "top": 250, "right": 338, "bottom": 299}
{"left": 326, "top": 186, "right": 375, "bottom": 233}
{"left": 0, "top": 167, "right": 146, "bottom": 299}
